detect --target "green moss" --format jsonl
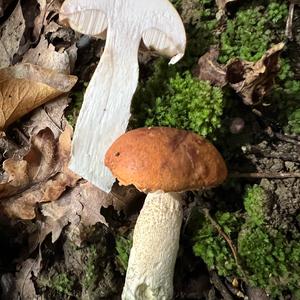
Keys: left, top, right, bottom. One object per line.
{"left": 219, "top": 1, "right": 288, "bottom": 63}
{"left": 238, "top": 227, "right": 300, "bottom": 296}
{"left": 192, "top": 184, "right": 300, "bottom": 297}
{"left": 66, "top": 82, "right": 88, "bottom": 127}
{"left": 176, "top": 0, "right": 218, "bottom": 69}
{"left": 244, "top": 185, "right": 267, "bottom": 226}
{"left": 145, "top": 72, "right": 224, "bottom": 138}
{"left": 49, "top": 273, "right": 75, "bottom": 296}
{"left": 193, "top": 211, "right": 243, "bottom": 276}
{"left": 115, "top": 235, "right": 132, "bottom": 275}
{"left": 287, "top": 109, "right": 300, "bottom": 134}
{"left": 82, "top": 244, "right": 98, "bottom": 289}
{"left": 270, "top": 59, "right": 300, "bottom": 134}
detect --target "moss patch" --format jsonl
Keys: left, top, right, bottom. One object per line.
{"left": 192, "top": 185, "right": 300, "bottom": 297}
{"left": 145, "top": 72, "right": 224, "bottom": 138}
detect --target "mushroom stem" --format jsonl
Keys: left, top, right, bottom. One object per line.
{"left": 69, "top": 30, "right": 140, "bottom": 192}
{"left": 122, "top": 191, "right": 183, "bottom": 300}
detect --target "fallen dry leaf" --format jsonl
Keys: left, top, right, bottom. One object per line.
{"left": 23, "top": 36, "right": 72, "bottom": 74}
{"left": 0, "top": 125, "right": 80, "bottom": 219}
{"left": 22, "top": 97, "right": 69, "bottom": 139}
{"left": 33, "top": 0, "right": 63, "bottom": 40}
{"left": 0, "top": 63, "right": 77, "bottom": 130}
{"left": 0, "top": 128, "right": 59, "bottom": 199}
{"left": 226, "top": 43, "right": 285, "bottom": 105}
{"left": 40, "top": 181, "right": 120, "bottom": 245}
{"left": 22, "top": 35, "right": 77, "bottom": 138}
{"left": 33, "top": 0, "right": 48, "bottom": 40}
{"left": 0, "top": 2, "right": 25, "bottom": 68}
{"left": 216, "top": 0, "right": 237, "bottom": 10}
{"left": 195, "top": 48, "right": 227, "bottom": 87}
{"left": 1, "top": 252, "right": 42, "bottom": 299}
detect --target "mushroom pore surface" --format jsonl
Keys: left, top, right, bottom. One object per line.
{"left": 105, "top": 127, "right": 227, "bottom": 192}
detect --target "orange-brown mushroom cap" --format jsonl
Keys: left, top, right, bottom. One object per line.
{"left": 105, "top": 127, "right": 227, "bottom": 193}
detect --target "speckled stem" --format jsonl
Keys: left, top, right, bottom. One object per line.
{"left": 122, "top": 192, "right": 183, "bottom": 300}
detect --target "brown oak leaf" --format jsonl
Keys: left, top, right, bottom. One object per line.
{"left": 0, "top": 63, "right": 77, "bottom": 130}
{"left": 216, "top": 0, "right": 237, "bottom": 10}
{"left": 0, "top": 125, "right": 80, "bottom": 219}
{"left": 40, "top": 181, "right": 121, "bottom": 245}
{"left": 194, "top": 48, "right": 227, "bottom": 87}
{"left": 226, "top": 42, "right": 285, "bottom": 105}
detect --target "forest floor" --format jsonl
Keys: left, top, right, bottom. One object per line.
{"left": 0, "top": 0, "right": 299, "bottom": 299}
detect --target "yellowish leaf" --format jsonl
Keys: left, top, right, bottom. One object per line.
{"left": 0, "top": 63, "right": 77, "bottom": 129}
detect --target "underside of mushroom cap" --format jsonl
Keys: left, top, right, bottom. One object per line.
{"left": 59, "top": 0, "right": 108, "bottom": 37}
{"left": 105, "top": 127, "right": 228, "bottom": 193}
{"left": 141, "top": 0, "right": 186, "bottom": 64}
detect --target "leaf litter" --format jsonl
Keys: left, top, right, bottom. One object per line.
{"left": 0, "top": 0, "right": 122, "bottom": 296}
{"left": 196, "top": 43, "right": 285, "bottom": 105}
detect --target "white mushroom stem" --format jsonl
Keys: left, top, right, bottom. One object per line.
{"left": 122, "top": 192, "right": 183, "bottom": 300}
{"left": 69, "top": 29, "right": 140, "bottom": 191}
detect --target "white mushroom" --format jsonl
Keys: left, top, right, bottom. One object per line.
{"left": 105, "top": 127, "right": 228, "bottom": 300}
{"left": 59, "top": 0, "right": 186, "bottom": 192}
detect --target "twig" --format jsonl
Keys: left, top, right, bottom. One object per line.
{"left": 12, "top": 128, "right": 29, "bottom": 144}
{"left": 202, "top": 208, "right": 239, "bottom": 268}
{"left": 285, "top": 3, "right": 295, "bottom": 40}
{"left": 274, "top": 132, "right": 300, "bottom": 146}
{"left": 244, "top": 145, "right": 300, "bottom": 162}
{"left": 264, "top": 127, "right": 300, "bottom": 146}
{"left": 281, "top": 133, "right": 300, "bottom": 141}
{"left": 230, "top": 172, "right": 300, "bottom": 179}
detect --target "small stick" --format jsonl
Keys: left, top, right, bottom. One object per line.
{"left": 202, "top": 208, "right": 239, "bottom": 268}
{"left": 230, "top": 172, "right": 300, "bottom": 179}
{"left": 282, "top": 133, "right": 300, "bottom": 141}
{"left": 274, "top": 132, "right": 300, "bottom": 146}
{"left": 264, "top": 127, "right": 300, "bottom": 146}
{"left": 285, "top": 3, "right": 295, "bottom": 40}
{"left": 244, "top": 145, "right": 299, "bottom": 162}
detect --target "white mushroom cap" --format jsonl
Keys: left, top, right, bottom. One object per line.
{"left": 60, "top": 0, "right": 186, "bottom": 63}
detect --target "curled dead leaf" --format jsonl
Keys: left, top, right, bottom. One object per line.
{"left": 0, "top": 63, "right": 77, "bottom": 130}
{"left": 0, "top": 125, "right": 80, "bottom": 219}
{"left": 0, "top": 128, "right": 56, "bottom": 198}
{"left": 227, "top": 43, "right": 285, "bottom": 105}
{"left": 195, "top": 48, "right": 227, "bottom": 87}
{"left": 33, "top": 0, "right": 63, "bottom": 40}
{"left": 40, "top": 181, "right": 120, "bottom": 245}
{"left": 216, "top": 0, "right": 237, "bottom": 10}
